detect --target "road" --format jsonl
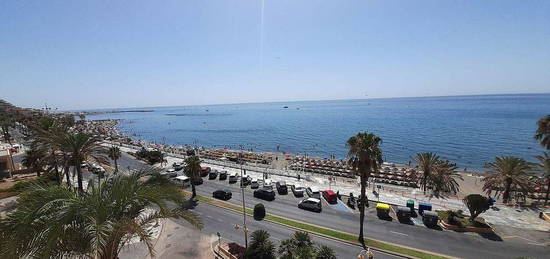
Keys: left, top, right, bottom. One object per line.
{"left": 194, "top": 174, "right": 549, "bottom": 259}
{"left": 176, "top": 202, "right": 398, "bottom": 259}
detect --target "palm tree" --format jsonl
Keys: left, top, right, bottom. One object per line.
{"left": 482, "top": 156, "right": 533, "bottom": 203}
{"left": 346, "top": 132, "right": 383, "bottom": 249}
{"left": 108, "top": 146, "right": 122, "bottom": 173}
{"left": 21, "top": 145, "right": 46, "bottom": 177}
{"left": 535, "top": 115, "right": 550, "bottom": 150}
{"left": 315, "top": 245, "right": 337, "bottom": 259}
{"left": 277, "top": 231, "right": 335, "bottom": 259}
{"left": 426, "top": 160, "right": 462, "bottom": 197}
{"left": 245, "top": 230, "right": 275, "bottom": 259}
{"left": 415, "top": 152, "right": 441, "bottom": 193}
{"left": 0, "top": 168, "right": 202, "bottom": 259}
{"left": 534, "top": 152, "right": 550, "bottom": 205}
{"left": 51, "top": 132, "right": 108, "bottom": 193}
{"left": 184, "top": 155, "right": 201, "bottom": 199}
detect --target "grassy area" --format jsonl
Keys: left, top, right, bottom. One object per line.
{"left": 437, "top": 210, "right": 490, "bottom": 229}
{"left": 192, "top": 192, "right": 449, "bottom": 259}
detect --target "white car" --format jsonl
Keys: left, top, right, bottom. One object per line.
{"left": 298, "top": 198, "right": 322, "bottom": 212}
{"left": 292, "top": 184, "right": 306, "bottom": 197}
{"left": 263, "top": 179, "right": 274, "bottom": 190}
{"left": 306, "top": 187, "right": 320, "bottom": 199}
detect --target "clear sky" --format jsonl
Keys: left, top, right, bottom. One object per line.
{"left": 1, "top": 0, "right": 549, "bottom": 110}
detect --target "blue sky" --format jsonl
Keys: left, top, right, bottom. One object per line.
{"left": 1, "top": 0, "right": 549, "bottom": 109}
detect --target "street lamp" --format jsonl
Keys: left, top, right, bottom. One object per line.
{"left": 216, "top": 232, "right": 221, "bottom": 253}
{"left": 238, "top": 146, "right": 248, "bottom": 249}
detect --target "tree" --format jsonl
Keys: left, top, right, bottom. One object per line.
{"left": 534, "top": 152, "right": 550, "bottom": 205}
{"left": 21, "top": 145, "right": 47, "bottom": 177}
{"left": 482, "top": 156, "right": 533, "bottom": 203}
{"left": 535, "top": 115, "right": 550, "bottom": 150}
{"left": 51, "top": 132, "right": 108, "bottom": 193}
{"left": 427, "top": 160, "right": 462, "bottom": 196}
{"left": 415, "top": 152, "right": 441, "bottom": 193}
{"left": 277, "top": 231, "right": 336, "bottom": 259}
{"left": 184, "top": 155, "right": 201, "bottom": 199}
{"left": 254, "top": 203, "right": 266, "bottom": 220}
{"left": 346, "top": 132, "right": 383, "bottom": 249}
{"left": 315, "top": 245, "right": 337, "bottom": 259}
{"left": 245, "top": 230, "right": 275, "bottom": 259}
{"left": 463, "top": 194, "right": 491, "bottom": 221}
{"left": 108, "top": 146, "right": 122, "bottom": 173}
{"left": 0, "top": 168, "right": 202, "bottom": 259}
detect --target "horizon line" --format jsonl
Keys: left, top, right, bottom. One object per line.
{"left": 66, "top": 92, "right": 550, "bottom": 112}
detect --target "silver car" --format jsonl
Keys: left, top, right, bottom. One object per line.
{"left": 306, "top": 187, "right": 320, "bottom": 199}
{"left": 291, "top": 185, "right": 306, "bottom": 197}
{"left": 298, "top": 198, "right": 322, "bottom": 212}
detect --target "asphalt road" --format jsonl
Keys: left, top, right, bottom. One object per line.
{"left": 195, "top": 174, "right": 549, "bottom": 259}
{"left": 175, "top": 202, "right": 398, "bottom": 259}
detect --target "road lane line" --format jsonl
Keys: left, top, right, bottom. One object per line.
{"left": 389, "top": 231, "right": 409, "bottom": 237}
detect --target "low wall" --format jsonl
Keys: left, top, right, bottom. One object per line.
{"left": 438, "top": 220, "right": 494, "bottom": 233}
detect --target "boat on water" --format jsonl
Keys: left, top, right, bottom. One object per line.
{"left": 283, "top": 106, "right": 288, "bottom": 108}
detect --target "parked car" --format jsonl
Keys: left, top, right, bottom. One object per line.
{"left": 263, "top": 179, "right": 274, "bottom": 190}
{"left": 322, "top": 190, "right": 338, "bottom": 204}
{"left": 200, "top": 167, "right": 211, "bottom": 177}
{"left": 250, "top": 179, "right": 260, "bottom": 189}
{"left": 241, "top": 176, "right": 251, "bottom": 186}
{"left": 213, "top": 189, "right": 232, "bottom": 200}
{"left": 253, "top": 187, "right": 276, "bottom": 201}
{"left": 172, "top": 162, "right": 184, "bottom": 171}
{"left": 291, "top": 185, "right": 306, "bottom": 197}
{"left": 219, "top": 171, "right": 228, "bottom": 180}
{"left": 173, "top": 175, "right": 190, "bottom": 187}
{"left": 208, "top": 170, "right": 218, "bottom": 180}
{"left": 306, "top": 187, "right": 320, "bottom": 199}
{"left": 228, "top": 173, "right": 239, "bottom": 184}
{"left": 276, "top": 181, "right": 288, "bottom": 194}
{"left": 192, "top": 177, "right": 203, "bottom": 186}
{"left": 298, "top": 198, "right": 322, "bottom": 212}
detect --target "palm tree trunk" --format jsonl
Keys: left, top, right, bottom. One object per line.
{"left": 64, "top": 164, "right": 71, "bottom": 187}
{"left": 191, "top": 182, "right": 196, "bottom": 199}
{"left": 75, "top": 165, "right": 84, "bottom": 193}
{"left": 503, "top": 179, "right": 512, "bottom": 203}
{"left": 54, "top": 163, "right": 60, "bottom": 184}
{"left": 545, "top": 178, "right": 550, "bottom": 205}
{"left": 114, "top": 159, "right": 118, "bottom": 173}
{"left": 358, "top": 172, "right": 367, "bottom": 249}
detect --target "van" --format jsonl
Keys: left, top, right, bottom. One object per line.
{"left": 322, "top": 190, "right": 337, "bottom": 204}
{"left": 306, "top": 187, "right": 320, "bottom": 199}
{"left": 173, "top": 175, "right": 190, "bottom": 187}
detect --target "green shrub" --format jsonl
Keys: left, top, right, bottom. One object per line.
{"left": 254, "top": 203, "right": 266, "bottom": 220}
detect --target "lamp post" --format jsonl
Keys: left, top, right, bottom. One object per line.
{"left": 216, "top": 232, "right": 221, "bottom": 253}
{"left": 239, "top": 145, "right": 248, "bottom": 249}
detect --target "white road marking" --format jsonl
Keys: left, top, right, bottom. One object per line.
{"left": 389, "top": 231, "right": 409, "bottom": 236}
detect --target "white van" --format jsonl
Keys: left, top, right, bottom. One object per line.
{"left": 173, "top": 175, "right": 190, "bottom": 188}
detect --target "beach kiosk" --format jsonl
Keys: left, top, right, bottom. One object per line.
{"left": 422, "top": 211, "right": 439, "bottom": 228}
{"left": 396, "top": 206, "right": 412, "bottom": 222}
{"left": 418, "top": 202, "right": 432, "bottom": 215}
{"left": 376, "top": 203, "right": 391, "bottom": 219}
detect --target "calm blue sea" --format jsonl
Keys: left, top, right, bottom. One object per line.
{"left": 85, "top": 94, "right": 550, "bottom": 171}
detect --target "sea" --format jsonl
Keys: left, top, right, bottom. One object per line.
{"left": 85, "top": 94, "right": 550, "bottom": 171}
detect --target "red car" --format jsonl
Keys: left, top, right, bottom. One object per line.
{"left": 322, "top": 190, "right": 338, "bottom": 204}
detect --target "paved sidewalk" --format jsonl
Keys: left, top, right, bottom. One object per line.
{"left": 119, "top": 218, "right": 215, "bottom": 259}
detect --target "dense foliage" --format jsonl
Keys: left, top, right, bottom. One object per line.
{"left": 463, "top": 194, "right": 492, "bottom": 221}
{"left": 254, "top": 203, "right": 266, "bottom": 220}
{"left": 0, "top": 168, "right": 202, "bottom": 259}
